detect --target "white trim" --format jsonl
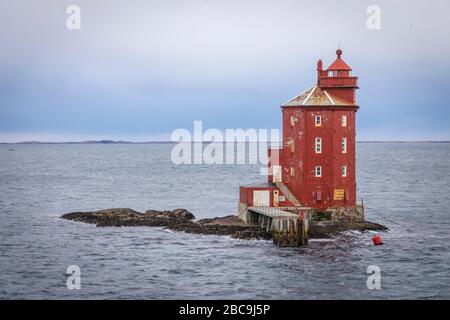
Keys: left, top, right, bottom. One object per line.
{"left": 315, "top": 137, "right": 322, "bottom": 153}
{"left": 302, "top": 85, "right": 317, "bottom": 105}
{"left": 315, "top": 166, "right": 322, "bottom": 177}
{"left": 281, "top": 85, "right": 316, "bottom": 106}
{"left": 273, "top": 165, "right": 282, "bottom": 182}
{"left": 341, "top": 165, "right": 347, "bottom": 177}
{"left": 315, "top": 115, "right": 322, "bottom": 126}
{"left": 324, "top": 90, "right": 336, "bottom": 105}
{"left": 342, "top": 137, "right": 347, "bottom": 154}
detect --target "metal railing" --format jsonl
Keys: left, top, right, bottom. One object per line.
{"left": 248, "top": 206, "right": 299, "bottom": 218}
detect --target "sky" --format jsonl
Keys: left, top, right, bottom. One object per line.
{"left": 0, "top": 0, "right": 449, "bottom": 142}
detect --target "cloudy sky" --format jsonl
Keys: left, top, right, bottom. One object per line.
{"left": 0, "top": 0, "right": 449, "bottom": 142}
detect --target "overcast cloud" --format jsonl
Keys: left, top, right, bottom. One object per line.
{"left": 0, "top": 0, "right": 449, "bottom": 141}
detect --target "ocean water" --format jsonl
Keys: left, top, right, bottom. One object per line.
{"left": 0, "top": 142, "right": 449, "bottom": 299}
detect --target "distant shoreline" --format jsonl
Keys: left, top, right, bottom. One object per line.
{"left": 0, "top": 140, "right": 176, "bottom": 145}
{"left": 0, "top": 140, "right": 449, "bottom": 144}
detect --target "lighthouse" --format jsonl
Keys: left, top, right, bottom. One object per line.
{"left": 239, "top": 48, "right": 364, "bottom": 232}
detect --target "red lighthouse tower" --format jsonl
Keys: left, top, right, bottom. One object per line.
{"left": 239, "top": 48, "right": 364, "bottom": 224}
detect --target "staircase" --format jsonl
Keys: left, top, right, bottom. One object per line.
{"left": 275, "top": 182, "right": 303, "bottom": 207}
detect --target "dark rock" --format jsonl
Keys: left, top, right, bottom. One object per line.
{"left": 61, "top": 208, "right": 271, "bottom": 240}
{"left": 169, "top": 221, "right": 272, "bottom": 240}
{"left": 144, "top": 208, "right": 195, "bottom": 221}
{"left": 308, "top": 220, "right": 388, "bottom": 238}
{"left": 61, "top": 208, "right": 387, "bottom": 241}
{"left": 61, "top": 208, "right": 194, "bottom": 228}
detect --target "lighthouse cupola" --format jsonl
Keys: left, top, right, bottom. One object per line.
{"left": 318, "top": 48, "right": 358, "bottom": 104}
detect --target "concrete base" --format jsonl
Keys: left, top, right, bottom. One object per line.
{"left": 283, "top": 205, "right": 365, "bottom": 223}
{"left": 272, "top": 217, "right": 308, "bottom": 247}
{"left": 238, "top": 202, "right": 249, "bottom": 223}
{"left": 237, "top": 202, "right": 364, "bottom": 247}
{"left": 238, "top": 203, "right": 309, "bottom": 247}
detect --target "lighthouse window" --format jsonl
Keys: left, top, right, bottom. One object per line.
{"left": 315, "top": 166, "right": 322, "bottom": 177}
{"left": 342, "top": 115, "right": 347, "bottom": 127}
{"left": 315, "top": 115, "right": 322, "bottom": 126}
{"left": 315, "top": 138, "right": 322, "bottom": 153}
{"left": 342, "top": 138, "right": 347, "bottom": 153}
{"left": 341, "top": 165, "right": 347, "bottom": 177}
{"left": 328, "top": 71, "right": 338, "bottom": 77}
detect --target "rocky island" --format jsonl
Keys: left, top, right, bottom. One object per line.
{"left": 61, "top": 208, "right": 387, "bottom": 240}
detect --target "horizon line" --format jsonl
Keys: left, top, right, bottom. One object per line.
{"left": 1, "top": 140, "right": 450, "bottom": 144}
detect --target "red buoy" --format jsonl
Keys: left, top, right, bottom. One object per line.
{"left": 372, "top": 234, "right": 383, "bottom": 246}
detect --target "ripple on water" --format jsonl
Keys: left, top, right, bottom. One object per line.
{"left": 0, "top": 143, "right": 449, "bottom": 299}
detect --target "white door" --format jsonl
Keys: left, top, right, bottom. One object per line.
{"left": 253, "top": 190, "right": 270, "bottom": 207}
{"left": 273, "top": 165, "right": 282, "bottom": 183}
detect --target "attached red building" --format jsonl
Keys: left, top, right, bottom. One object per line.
{"left": 239, "top": 49, "right": 363, "bottom": 220}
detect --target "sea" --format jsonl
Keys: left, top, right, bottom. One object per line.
{"left": 0, "top": 142, "right": 449, "bottom": 299}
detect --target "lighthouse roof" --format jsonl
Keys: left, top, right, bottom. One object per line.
{"left": 281, "top": 85, "right": 355, "bottom": 107}
{"left": 327, "top": 48, "right": 352, "bottom": 71}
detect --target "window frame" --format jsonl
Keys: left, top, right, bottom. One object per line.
{"left": 341, "top": 137, "right": 347, "bottom": 154}
{"left": 315, "top": 166, "right": 322, "bottom": 177}
{"left": 342, "top": 115, "right": 347, "bottom": 127}
{"left": 341, "top": 165, "right": 347, "bottom": 177}
{"left": 315, "top": 137, "right": 322, "bottom": 154}
{"left": 315, "top": 115, "right": 322, "bottom": 127}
